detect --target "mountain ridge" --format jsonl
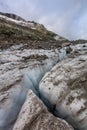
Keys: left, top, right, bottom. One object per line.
{"left": 0, "top": 12, "right": 26, "bottom": 21}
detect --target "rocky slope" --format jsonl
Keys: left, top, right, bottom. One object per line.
{"left": 0, "top": 12, "right": 26, "bottom": 21}
{"left": 0, "top": 12, "right": 67, "bottom": 49}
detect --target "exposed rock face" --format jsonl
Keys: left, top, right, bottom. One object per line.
{"left": 0, "top": 12, "right": 26, "bottom": 21}
{"left": 13, "top": 90, "right": 74, "bottom": 130}
{"left": 39, "top": 51, "right": 87, "bottom": 130}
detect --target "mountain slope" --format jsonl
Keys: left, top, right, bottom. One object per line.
{"left": 0, "top": 12, "right": 68, "bottom": 49}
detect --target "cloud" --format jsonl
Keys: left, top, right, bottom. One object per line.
{"left": 0, "top": 0, "right": 87, "bottom": 40}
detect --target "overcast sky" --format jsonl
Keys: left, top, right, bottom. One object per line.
{"left": 0, "top": 0, "right": 87, "bottom": 40}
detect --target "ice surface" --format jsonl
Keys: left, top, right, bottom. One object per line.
{"left": 0, "top": 43, "right": 87, "bottom": 129}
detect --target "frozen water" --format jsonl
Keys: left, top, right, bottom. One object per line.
{"left": 0, "top": 43, "right": 87, "bottom": 129}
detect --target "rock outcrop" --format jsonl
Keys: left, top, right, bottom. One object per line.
{"left": 39, "top": 50, "right": 87, "bottom": 130}
{"left": 13, "top": 90, "right": 74, "bottom": 130}
{"left": 0, "top": 12, "right": 26, "bottom": 21}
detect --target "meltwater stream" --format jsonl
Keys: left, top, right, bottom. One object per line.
{"left": 0, "top": 43, "right": 87, "bottom": 130}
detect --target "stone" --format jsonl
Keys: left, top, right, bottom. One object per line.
{"left": 13, "top": 90, "right": 74, "bottom": 130}
{"left": 62, "top": 42, "right": 71, "bottom": 47}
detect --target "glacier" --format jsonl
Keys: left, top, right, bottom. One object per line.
{"left": 0, "top": 43, "right": 87, "bottom": 130}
